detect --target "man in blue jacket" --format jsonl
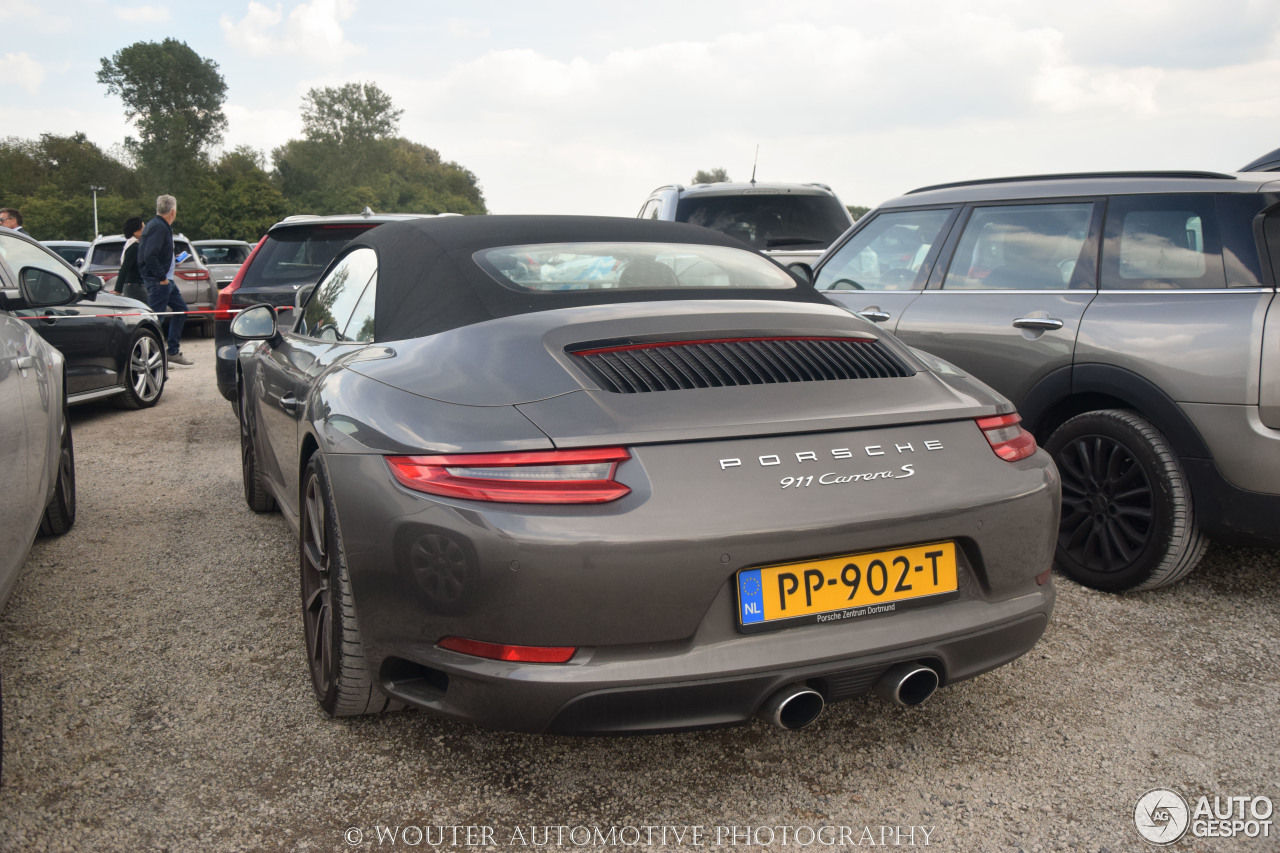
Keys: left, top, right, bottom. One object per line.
{"left": 138, "top": 194, "right": 192, "bottom": 365}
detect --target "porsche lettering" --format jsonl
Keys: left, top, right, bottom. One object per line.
{"left": 719, "top": 440, "right": 943, "bottom": 471}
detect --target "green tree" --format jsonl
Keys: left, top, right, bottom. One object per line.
{"left": 301, "top": 82, "right": 403, "bottom": 147}
{"left": 846, "top": 205, "right": 870, "bottom": 221}
{"left": 97, "top": 39, "right": 228, "bottom": 195}
{"left": 272, "top": 83, "right": 485, "bottom": 216}
{"left": 181, "top": 147, "right": 289, "bottom": 241}
{"left": 693, "top": 168, "right": 731, "bottom": 183}
{"left": 0, "top": 134, "right": 143, "bottom": 239}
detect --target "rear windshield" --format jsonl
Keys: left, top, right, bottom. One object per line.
{"left": 241, "top": 224, "right": 378, "bottom": 289}
{"left": 88, "top": 239, "right": 198, "bottom": 268}
{"left": 675, "top": 194, "right": 851, "bottom": 251}
{"left": 199, "top": 244, "right": 250, "bottom": 265}
{"left": 476, "top": 242, "right": 797, "bottom": 292}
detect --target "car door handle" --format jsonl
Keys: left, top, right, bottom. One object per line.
{"left": 858, "top": 310, "right": 891, "bottom": 323}
{"left": 1012, "top": 316, "right": 1064, "bottom": 331}
{"left": 16, "top": 355, "right": 35, "bottom": 370}
{"left": 280, "top": 395, "right": 300, "bottom": 414}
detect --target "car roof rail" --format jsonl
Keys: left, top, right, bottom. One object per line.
{"left": 906, "top": 170, "right": 1239, "bottom": 194}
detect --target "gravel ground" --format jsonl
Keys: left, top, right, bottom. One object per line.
{"left": 1, "top": 334, "right": 1277, "bottom": 852}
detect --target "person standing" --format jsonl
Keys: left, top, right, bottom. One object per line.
{"left": 114, "top": 217, "right": 148, "bottom": 303}
{"left": 138, "top": 195, "right": 192, "bottom": 365}
{"left": 0, "top": 208, "right": 26, "bottom": 235}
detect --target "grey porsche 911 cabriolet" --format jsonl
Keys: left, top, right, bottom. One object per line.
{"left": 231, "top": 215, "right": 1058, "bottom": 734}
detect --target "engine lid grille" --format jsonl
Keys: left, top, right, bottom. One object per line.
{"left": 571, "top": 336, "right": 916, "bottom": 393}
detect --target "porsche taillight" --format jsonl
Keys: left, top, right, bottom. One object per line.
{"left": 975, "top": 413, "right": 1038, "bottom": 462}
{"left": 385, "top": 447, "right": 631, "bottom": 504}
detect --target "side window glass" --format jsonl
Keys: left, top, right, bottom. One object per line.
{"left": 342, "top": 272, "right": 377, "bottom": 343}
{"left": 1101, "top": 194, "right": 1225, "bottom": 290}
{"left": 814, "top": 209, "right": 952, "bottom": 292}
{"left": 299, "top": 247, "right": 377, "bottom": 341}
{"left": 942, "top": 203, "right": 1093, "bottom": 291}
{"left": 0, "top": 235, "right": 78, "bottom": 294}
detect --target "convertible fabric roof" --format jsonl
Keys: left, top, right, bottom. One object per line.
{"left": 348, "top": 215, "right": 830, "bottom": 342}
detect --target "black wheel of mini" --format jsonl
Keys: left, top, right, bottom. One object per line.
{"left": 300, "top": 454, "right": 398, "bottom": 716}
{"left": 38, "top": 400, "right": 76, "bottom": 537}
{"left": 1046, "top": 409, "right": 1206, "bottom": 591}
{"left": 115, "top": 329, "right": 166, "bottom": 410}
{"left": 239, "top": 381, "right": 276, "bottom": 513}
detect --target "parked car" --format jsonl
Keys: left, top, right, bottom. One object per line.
{"left": 3, "top": 230, "right": 166, "bottom": 408}
{"left": 1, "top": 238, "right": 78, "bottom": 778}
{"left": 41, "top": 240, "right": 90, "bottom": 269}
{"left": 83, "top": 233, "right": 215, "bottom": 336}
{"left": 806, "top": 170, "right": 1280, "bottom": 592}
{"left": 638, "top": 182, "right": 854, "bottom": 268}
{"left": 192, "top": 239, "right": 253, "bottom": 290}
{"left": 231, "top": 215, "right": 1057, "bottom": 733}
{"left": 214, "top": 210, "right": 439, "bottom": 403}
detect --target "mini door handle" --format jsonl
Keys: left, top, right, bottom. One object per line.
{"left": 16, "top": 356, "right": 35, "bottom": 370}
{"left": 280, "top": 395, "right": 300, "bottom": 414}
{"left": 1012, "top": 316, "right": 1064, "bottom": 331}
{"left": 858, "top": 310, "right": 891, "bottom": 323}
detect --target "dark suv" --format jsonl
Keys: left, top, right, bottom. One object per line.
{"left": 214, "top": 211, "right": 437, "bottom": 402}
{"left": 806, "top": 171, "right": 1280, "bottom": 591}
{"left": 638, "top": 182, "right": 854, "bottom": 269}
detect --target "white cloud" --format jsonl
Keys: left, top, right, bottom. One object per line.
{"left": 114, "top": 5, "right": 171, "bottom": 23}
{"left": 221, "top": 0, "right": 362, "bottom": 62}
{"left": 0, "top": 52, "right": 45, "bottom": 96}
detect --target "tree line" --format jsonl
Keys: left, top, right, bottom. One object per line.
{"left": 1, "top": 39, "right": 487, "bottom": 243}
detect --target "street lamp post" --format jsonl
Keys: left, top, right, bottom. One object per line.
{"left": 90, "top": 186, "right": 105, "bottom": 237}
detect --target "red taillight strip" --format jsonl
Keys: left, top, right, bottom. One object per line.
{"left": 438, "top": 636, "right": 577, "bottom": 664}
{"left": 175, "top": 270, "right": 209, "bottom": 280}
{"left": 976, "top": 413, "right": 1038, "bottom": 462}
{"left": 214, "top": 237, "right": 265, "bottom": 321}
{"left": 573, "top": 336, "right": 874, "bottom": 357}
{"left": 386, "top": 447, "right": 631, "bottom": 504}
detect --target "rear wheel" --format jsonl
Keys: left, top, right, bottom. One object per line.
{"left": 1046, "top": 409, "right": 1205, "bottom": 591}
{"left": 38, "top": 400, "right": 76, "bottom": 536}
{"left": 300, "top": 454, "right": 398, "bottom": 716}
{"left": 115, "top": 329, "right": 166, "bottom": 410}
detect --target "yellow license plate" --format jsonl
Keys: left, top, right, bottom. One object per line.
{"left": 737, "top": 541, "right": 958, "bottom": 629}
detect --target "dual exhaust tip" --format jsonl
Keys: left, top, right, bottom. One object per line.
{"left": 758, "top": 662, "right": 940, "bottom": 731}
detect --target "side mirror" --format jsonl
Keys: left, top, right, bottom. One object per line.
{"left": 787, "top": 262, "right": 813, "bottom": 285}
{"left": 74, "top": 258, "right": 84, "bottom": 269}
{"left": 82, "top": 274, "right": 105, "bottom": 299}
{"left": 230, "top": 303, "right": 279, "bottom": 340}
{"left": 19, "top": 267, "right": 77, "bottom": 307}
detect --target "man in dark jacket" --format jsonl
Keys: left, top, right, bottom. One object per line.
{"left": 138, "top": 194, "right": 192, "bottom": 365}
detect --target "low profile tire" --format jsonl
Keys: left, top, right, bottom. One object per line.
{"left": 300, "top": 454, "right": 399, "bottom": 716}
{"left": 238, "top": 383, "right": 276, "bottom": 513}
{"left": 38, "top": 401, "right": 76, "bottom": 537}
{"left": 115, "top": 330, "right": 166, "bottom": 410}
{"left": 1046, "top": 409, "right": 1206, "bottom": 592}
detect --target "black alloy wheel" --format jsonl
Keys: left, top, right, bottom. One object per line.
{"left": 299, "top": 454, "right": 396, "bottom": 716}
{"left": 117, "top": 330, "right": 165, "bottom": 410}
{"left": 1046, "top": 409, "right": 1205, "bottom": 592}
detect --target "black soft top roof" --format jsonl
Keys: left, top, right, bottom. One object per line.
{"left": 349, "top": 215, "right": 828, "bottom": 342}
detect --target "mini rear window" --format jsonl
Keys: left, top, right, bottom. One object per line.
{"left": 476, "top": 242, "right": 795, "bottom": 292}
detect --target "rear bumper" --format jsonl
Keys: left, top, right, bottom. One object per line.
{"left": 377, "top": 593, "right": 1052, "bottom": 734}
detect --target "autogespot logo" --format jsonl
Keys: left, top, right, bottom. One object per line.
{"left": 1134, "top": 789, "right": 1190, "bottom": 845}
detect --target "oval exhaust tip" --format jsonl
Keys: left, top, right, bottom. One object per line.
{"left": 874, "top": 663, "right": 940, "bottom": 707}
{"left": 758, "top": 685, "right": 824, "bottom": 730}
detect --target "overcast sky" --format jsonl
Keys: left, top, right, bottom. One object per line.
{"left": 3, "top": 0, "right": 1279, "bottom": 216}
